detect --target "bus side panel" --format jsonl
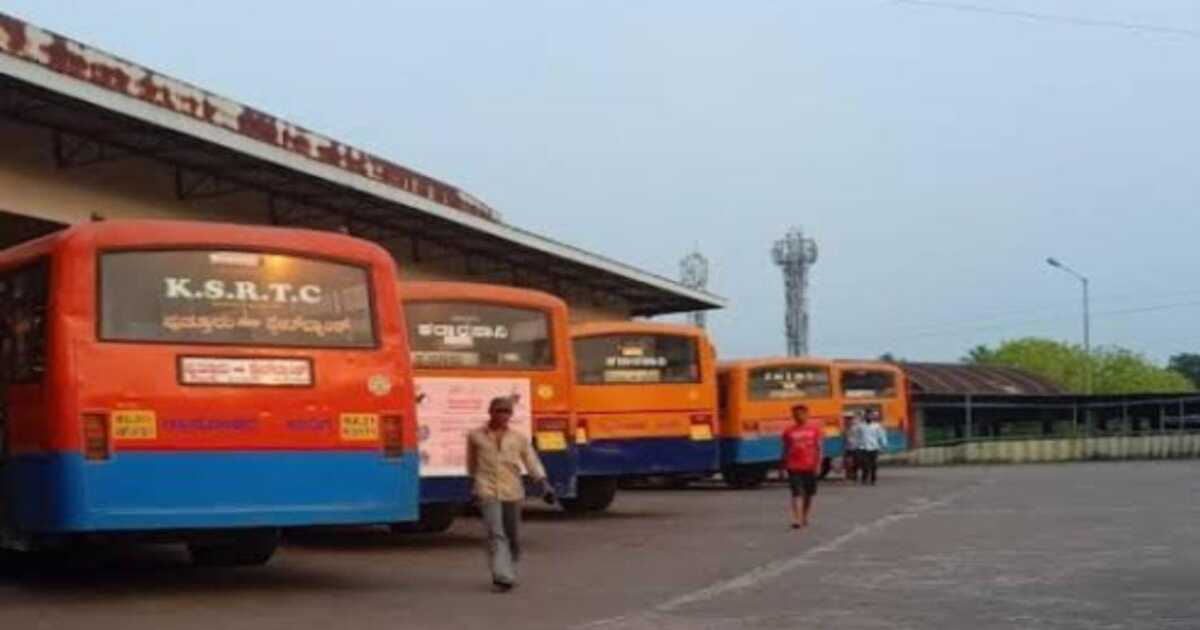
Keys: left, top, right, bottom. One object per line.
{"left": 8, "top": 450, "right": 417, "bottom": 532}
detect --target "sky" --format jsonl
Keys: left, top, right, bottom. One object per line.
{"left": 5, "top": 0, "right": 1198, "bottom": 363}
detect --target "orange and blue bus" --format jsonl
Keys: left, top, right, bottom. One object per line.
{"left": 399, "top": 282, "right": 576, "bottom": 531}
{"left": 716, "top": 358, "right": 842, "bottom": 487}
{"left": 835, "top": 361, "right": 913, "bottom": 453}
{"left": 568, "top": 321, "right": 718, "bottom": 511}
{"left": 0, "top": 220, "right": 418, "bottom": 564}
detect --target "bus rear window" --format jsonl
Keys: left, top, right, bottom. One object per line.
{"left": 748, "top": 365, "right": 831, "bottom": 400}
{"left": 405, "top": 301, "right": 552, "bottom": 368}
{"left": 574, "top": 334, "right": 699, "bottom": 384}
{"left": 99, "top": 250, "right": 376, "bottom": 348}
{"left": 841, "top": 370, "right": 897, "bottom": 399}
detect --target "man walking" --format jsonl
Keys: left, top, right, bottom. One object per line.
{"left": 780, "top": 403, "right": 823, "bottom": 529}
{"left": 466, "top": 396, "right": 553, "bottom": 592}
{"left": 859, "top": 411, "right": 888, "bottom": 486}
{"left": 842, "top": 410, "right": 862, "bottom": 482}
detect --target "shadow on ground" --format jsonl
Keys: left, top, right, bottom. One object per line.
{"left": 0, "top": 546, "right": 366, "bottom": 598}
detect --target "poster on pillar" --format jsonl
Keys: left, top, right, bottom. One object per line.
{"left": 414, "top": 376, "right": 533, "bottom": 477}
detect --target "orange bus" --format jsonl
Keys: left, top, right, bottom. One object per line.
{"left": 716, "top": 358, "right": 842, "bottom": 487}
{"left": 399, "top": 282, "right": 576, "bottom": 531}
{"left": 0, "top": 220, "right": 418, "bottom": 564}
{"left": 568, "top": 321, "right": 718, "bottom": 511}
{"left": 835, "top": 361, "right": 913, "bottom": 453}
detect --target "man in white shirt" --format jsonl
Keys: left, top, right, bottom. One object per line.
{"left": 858, "top": 412, "right": 888, "bottom": 486}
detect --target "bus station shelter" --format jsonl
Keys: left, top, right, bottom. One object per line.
{"left": 0, "top": 12, "right": 725, "bottom": 322}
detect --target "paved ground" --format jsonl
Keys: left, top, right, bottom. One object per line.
{"left": 1, "top": 462, "right": 1197, "bottom": 629}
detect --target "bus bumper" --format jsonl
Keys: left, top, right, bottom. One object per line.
{"left": 719, "top": 436, "right": 782, "bottom": 467}
{"left": 5, "top": 451, "right": 419, "bottom": 533}
{"left": 576, "top": 437, "right": 719, "bottom": 477}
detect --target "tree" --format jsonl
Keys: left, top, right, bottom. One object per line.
{"left": 962, "top": 344, "right": 996, "bottom": 364}
{"left": 963, "top": 337, "right": 1195, "bottom": 394}
{"left": 1167, "top": 353, "right": 1200, "bottom": 388}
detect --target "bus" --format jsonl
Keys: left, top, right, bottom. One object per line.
{"left": 834, "top": 361, "right": 913, "bottom": 453}
{"left": 716, "top": 358, "right": 841, "bottom": 487}
{"left": 568, "top": 321, "right": 718, "bottom": 511}
{"left": 0, "top": 220, "right": 419, "bottom": 564}
{"left": 399, "top": 282, "right": 576, "bottom": 531}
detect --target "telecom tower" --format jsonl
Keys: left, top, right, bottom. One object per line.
{"left": 771, "top": 228, "right": 818, "bottom": 356}
{"left": 679, "top": 248, "right": 710, "bottom": 329}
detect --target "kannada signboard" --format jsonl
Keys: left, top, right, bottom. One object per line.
{"left": 415, "top": 376, "right": 532, "bottom": 477}
{"left": 179, "top": 356, "right": 313, "bottom": 386}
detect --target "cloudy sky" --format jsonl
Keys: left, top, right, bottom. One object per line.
{"left": 6, "top": 1, "right": 1198, "bottom": 363}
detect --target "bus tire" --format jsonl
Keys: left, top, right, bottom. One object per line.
{"left": 189, "top": 530, "right": 279, "bottom": 567}
{"left": 560, "top": 477, "right": 617, "bottom": 513}
{"left": 723, "top": 465, "right": 767, "bottom": 489}
{"left": 818, "top": 457, "right": 832, "bottom": 480}
{"left": 392, "top": 503, "right": 457, "bottom": 534}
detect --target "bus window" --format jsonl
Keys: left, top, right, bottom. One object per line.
{"left": 574, "top": 334, "right": 699, "bottom": 384}
{"left": 841, "top": 370, "right": 897, "bottom": 399}
{"left": 99, "top": 250, "right": 375, "bottom": 348}
{"left": 0, "top": 261, "right": 49, "bottom": 383}
{"left": 404, "top": 302, "right": 552, "bottom": 369}
{"left": 748, "top": 365, "right": 831, "bottom": 400}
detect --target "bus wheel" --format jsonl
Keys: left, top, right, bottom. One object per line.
{"left": 723, "top": 466, "right": 767, "bottom": 489}
{"left": 818, "top": 457, "right": 832, "bottom": 480}
{"left": 392, "top": 504, "right": 457, "bottom": 534}
{"left": 560, "top": 477, "right": 617, "bottom": 513}
{"left": 189, "top": 530, "right": 279, "bottom": 567}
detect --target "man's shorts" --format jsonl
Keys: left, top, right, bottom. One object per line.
{"left": 787, "top": 471, "right": 818, "bottom": 498}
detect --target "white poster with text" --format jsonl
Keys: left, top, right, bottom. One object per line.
{"left": 415, "top": 376, "right": 532, "bottom": 477}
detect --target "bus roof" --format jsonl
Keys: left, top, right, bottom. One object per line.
{"left": 835, "top": 360, "right": 904, "bottom": 375}
{"left": 400, "top": 281, "right": 568, "bottom": 311}
{"left": 0, "top": 220, "right": 394, "bottom": 267}
{"left": 719, "top": 357, "right": 836, "bottom": 371}
{"left": 569, "top": 320, "right": 708, "bottom": 339}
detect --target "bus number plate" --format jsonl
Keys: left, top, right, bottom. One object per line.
{"left": 340, "top": 413, "right": 380, "bottom": 441}
{"left": 111, "top": 410, "right": 158, "bottom": 440}
{"left": 689, "top": 424, "right": 713, "bottom": 441}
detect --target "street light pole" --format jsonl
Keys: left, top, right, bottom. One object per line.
{"left": 1046, "top": 257, "right": 1092, "bottom": 394}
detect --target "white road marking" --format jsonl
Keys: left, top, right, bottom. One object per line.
{"left": 579, "top": 480, "right": 987, "bottom": 629}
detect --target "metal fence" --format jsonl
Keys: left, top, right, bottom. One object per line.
{"left": 916, "top": 394, "right": 1200, "bottom": 448}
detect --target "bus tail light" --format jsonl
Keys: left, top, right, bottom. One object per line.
{"left": 575, "top": 418, "right": 589, "bottom": 445}
{"left": 381, "top": 414, "right": 410, "bottom": 458}
{"left": 82, "top": 412, "right": 110, "bottom": 461}
{"left": 689, "top": 414, "right": 714, "bottom": 441}
{"left": 742, "top": 420, "right": 759, "bottom": 432}
{"left": 534, "top": 416, "right": 569, "bottom": 452}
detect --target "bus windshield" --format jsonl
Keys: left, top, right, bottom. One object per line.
{"left": 404, "top": 301, "right": 552, "bottom": 368}
{"left": 574, "top": 334, "right": 699, "bottom": 384}
{"left": 99, "top": 250, "right": 376, "bottom": 348}
{"left": 748, "top": 365, "right": 831, "bottom": 400}
{"left": 841, "top": 370, "right": 897, "bottom": 399}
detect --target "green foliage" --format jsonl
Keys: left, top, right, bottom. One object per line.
{"left": 1167, "top": 353, "right": 1200, "bottom": 388}
{"left": 965, "top": 337, "right": 1195, "bottom": 394}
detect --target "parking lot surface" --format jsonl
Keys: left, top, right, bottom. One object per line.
{"left": 2, "top": 462, "right": 1197, "bottom": 629}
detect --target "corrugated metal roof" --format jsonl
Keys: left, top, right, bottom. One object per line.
{"left": 899, "top": 362, "right": 1065, "bottom": 396}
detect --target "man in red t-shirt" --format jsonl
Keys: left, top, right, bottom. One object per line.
{"left": 781, "top": 404, "right": 823, "bottom": 529}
